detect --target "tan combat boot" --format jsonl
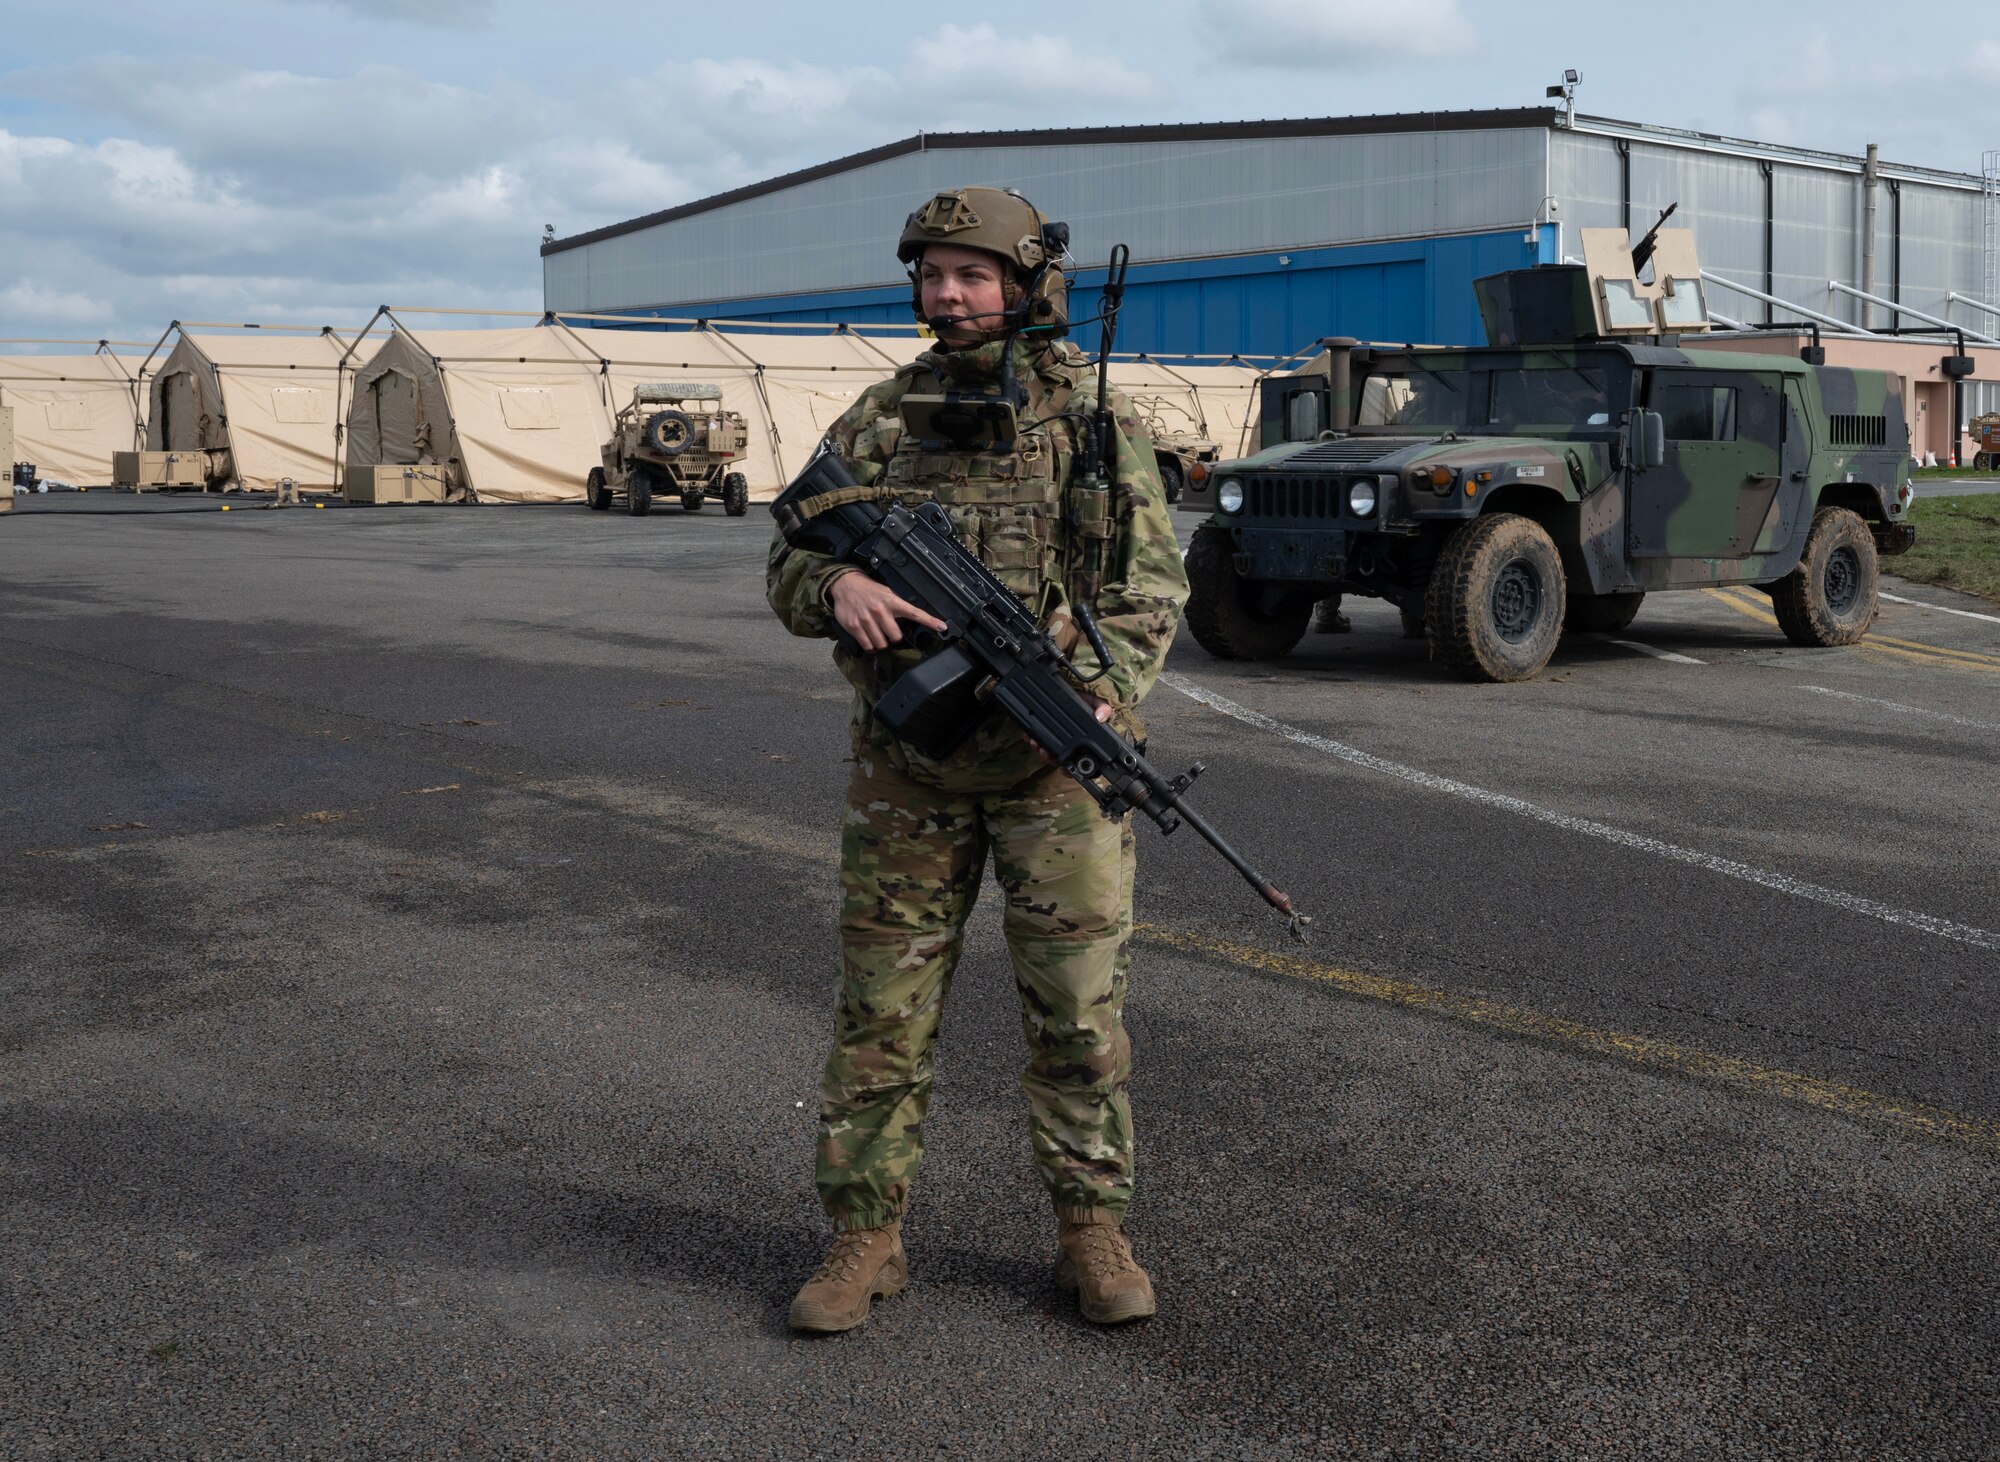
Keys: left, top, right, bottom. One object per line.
{"left": 787, "top": 1221, "right": 907, "bottom": 1334}
{"left": 1055, "top": 1219, "right": 1157, "bottom": 1325}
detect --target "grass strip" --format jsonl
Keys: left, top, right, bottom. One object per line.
{"left": 1897, "top": 495, "right": 2000, "bottom": 604}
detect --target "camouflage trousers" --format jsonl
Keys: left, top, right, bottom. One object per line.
{"left": 817, "top": 746, "right": 1138, "bottom": 1232}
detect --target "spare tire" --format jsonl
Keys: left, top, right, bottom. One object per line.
{"left": 643, "top": 410, "right": 695, "bottom": 457}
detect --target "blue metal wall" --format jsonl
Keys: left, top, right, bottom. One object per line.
{"left": 582, "top": 226, "right": 1558, "bottom": 359}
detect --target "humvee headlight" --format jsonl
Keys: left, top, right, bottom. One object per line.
{"left": 1347, "top": 478, "right": 1379, "bottom": 517}
{"left": 1218, "top": 478, "right": 1245, "bottom": 514}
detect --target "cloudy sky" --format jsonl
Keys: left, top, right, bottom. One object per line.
{"left": 5, "top": 0, "right": 1999, "bottom": 348}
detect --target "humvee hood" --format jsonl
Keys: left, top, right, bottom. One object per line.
{"left": 1236, "top": 433, "right": 1606, "bottom": 474}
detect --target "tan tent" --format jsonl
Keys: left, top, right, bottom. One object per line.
{"left": 343, "top": 322, "right": 926, "bottom": 504}
{"left": 342, "top": 317, "right": 1265, "bottom": 504}
{"left": 146, "top": 330, "right": 374, "bottom": 491}
{"left": 1106, "top": 356, "right": 1264, "bottom": 458}
{"left": 344, "top": 326, "right": 610, "bottom": 503}
{"left": 0, "top": 352, "right": 147, "bottom": 485}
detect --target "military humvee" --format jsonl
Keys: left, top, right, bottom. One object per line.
{"left": 587, "top": 383, "right": 750, "bottom": 517}
{"left": 1180, "top": 225, "right": 1917, "bottom": 681}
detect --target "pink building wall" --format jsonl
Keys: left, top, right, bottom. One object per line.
{"left": 1698, "top": 333, "right": 1997, "bottom": 465}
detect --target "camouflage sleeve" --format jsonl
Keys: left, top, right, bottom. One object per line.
{"left": 1082, "top": 383, "right": 1189, "bottom": 710}
{"left": 765, "top": 377, "right": 906, "bottom": 639}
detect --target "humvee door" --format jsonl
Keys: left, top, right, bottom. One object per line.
{"left": 1631, "top": 368, "right": 1786, "bottom": 559}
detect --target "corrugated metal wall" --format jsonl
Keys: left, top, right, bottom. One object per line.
{"left": 1550, "top": 128, "right": 1984, "bottom": 332}
{"left": 544, "top": 129, "right": 1550, "bottom": 316}
{"left": 548, "top": 119, "right": 1987, "bottom": 357}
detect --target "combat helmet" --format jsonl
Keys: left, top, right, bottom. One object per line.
{"left": 897, "top": 186, "right": 1071, "bottom": 338}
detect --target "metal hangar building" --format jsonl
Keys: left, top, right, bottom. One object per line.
{"left": 540, "top": 107, "right": 1995, "bottom": 362}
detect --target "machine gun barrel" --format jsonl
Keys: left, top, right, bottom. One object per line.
{"left": 1630, "top": 201, "right": 1679, "bottom": 274}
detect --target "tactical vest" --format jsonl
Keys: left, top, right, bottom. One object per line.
{"left": 878, "top": 352, "right": 1116, "bottom": 618}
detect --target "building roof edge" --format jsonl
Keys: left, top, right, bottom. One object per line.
{"left": 540, "top": 107, "right": 1563, "bottom": 257}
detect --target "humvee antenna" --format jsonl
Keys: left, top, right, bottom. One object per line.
{"left": 1065, "top": 243, "right": 1132, "bottom": 685}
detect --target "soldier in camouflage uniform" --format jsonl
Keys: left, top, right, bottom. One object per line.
{"left": 768, "top": 186, "right": 1189, "bottom": 1332}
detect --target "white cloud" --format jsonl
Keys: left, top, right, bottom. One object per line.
{"left": 0, "top": 281, "right": 109, "bottom": 324}
{"left": 905, "top": 24, "right": 1157, "bottom": 110}
{"left": 1198, "top": 0, "right": 1478, "bottom": 68}
{"left": 0, "top": 45, "right": 923, "bottom": 342}
{"left": 280, "top": 0, "right": 495, "bottom": 24}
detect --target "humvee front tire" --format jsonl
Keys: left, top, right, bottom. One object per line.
{"left": 627, "top": 469, "right": 653, "bottom": 516}
{"left": 1772, "top": 506, "right": 1878, "bottom": 647}
{"left": 1564, "top": 590, "right": 1645, "bottom": 635}
{"left": 586, "top": 466, "right": 612, "bottom": 511}
{"left": 1184, "top": 523, "right": 1312, "bottom": 661}
{"left": 1426, "top": 514, "right": 1567, "bottom": 682}
{"left": 722, "top": 472, "right": 749, "bottom": 517}
{"left": 1156, "top": 455, "right": 1184, "bottom": 505}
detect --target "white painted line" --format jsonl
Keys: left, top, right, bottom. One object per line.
{"left": 1880, "top": 590, "right": 2000, "bottom": 626}
{"left": 1162, "top": 671, "right": 2000, "bottom": 953}
{"left": 1797, "top": 685, "right": 1998, "bottom": 731}
{"left": 1608, "top": 639, "right": 1706, "bottom": 665}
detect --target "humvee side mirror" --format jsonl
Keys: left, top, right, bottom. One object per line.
{"left": 1638, "top": 410, "right": 1666, "bottom": 470}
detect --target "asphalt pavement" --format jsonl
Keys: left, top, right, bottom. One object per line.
{"left": 2, "top": 495, "right": 1996, "bottom": 1458}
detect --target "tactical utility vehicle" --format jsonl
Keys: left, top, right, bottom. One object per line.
{"left": 1180, "top": 225, "right": 1917, "bottom": 681}
{"left": 1132, "top": 394, "right": 1220, "bottom": 505}
{"left": 588, "top": 383, "right": 750, "bottom": 516}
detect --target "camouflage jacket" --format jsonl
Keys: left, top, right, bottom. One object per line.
{"left": 768, "top": 337, "right": 1188, "bottom": 774}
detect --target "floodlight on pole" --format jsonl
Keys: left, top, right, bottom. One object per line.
{"left": 1548, "top": 70, "right": 1580, "bottom": 128}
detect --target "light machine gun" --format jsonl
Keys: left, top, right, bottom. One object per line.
{"left": 771, "top": 451, "right": 1309, "bottom": 939}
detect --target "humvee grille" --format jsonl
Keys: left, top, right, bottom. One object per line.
{"left": 1827, "top": 413, "right": 1887, "bottom": 447}
{"left": 1248, "top": 476, "right": 1345, "bottom": 520}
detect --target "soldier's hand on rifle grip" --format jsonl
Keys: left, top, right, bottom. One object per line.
{"left": 828, "top": 571, "right": 947, "bottom": 652}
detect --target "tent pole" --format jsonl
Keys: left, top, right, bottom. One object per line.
{"left": 135, "top": 321, "right": 179, "bottom": 384}
{"left": 846, "top": 330, "right": 910, "bottom": 372}
{"left": 538, "top": 311, "right": 616, "bottom": 420}
{"left": 702, "top": 324, "right": 788, "bottom": 481}
{"left": 95, "top": 340, "right": 147, "bottom": 452}
{"left": 323, "top": 326, "right": 345, "bottom": 494}
{"left": 430, "top": 357, "right": 473, "bottom": 502}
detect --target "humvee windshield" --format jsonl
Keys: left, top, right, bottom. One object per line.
{"left": 1356, "top": 353, "right": 1629, "bottom": 434}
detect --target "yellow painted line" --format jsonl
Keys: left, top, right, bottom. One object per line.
{"left": 1869, "top": 634, "right": 2000, "bottom": 670}
{"left": 1859, "top": 641, "right": 1999, "bottom": 675}
{"left": 1857, "top": 641, "right": 1952, "bottom": 670}
{"left": 1136, "top": 922, "right": 2000, "bottom": 1158}
{"left": 1703, "top": 590, "right": 2000, "bottom": 672}
{"left": 1703, "top": 586, "right": 1778, "bottom": 626}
